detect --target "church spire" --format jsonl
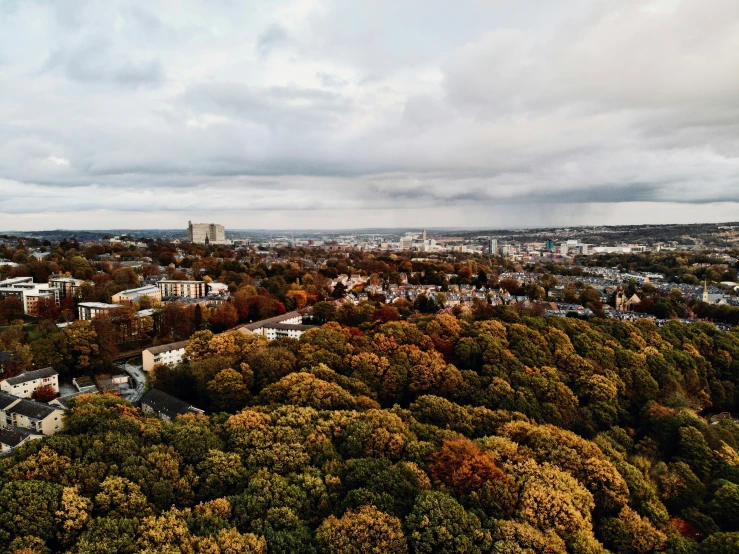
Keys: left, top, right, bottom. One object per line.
{"left": 702, "top": 279, "right": 708, "bottom": 303}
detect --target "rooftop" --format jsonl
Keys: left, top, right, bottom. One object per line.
{"left": 78, "top": 302, "right": 122, "bottom": 309}
{"left": 268, "top": 322, "right": 317, "bottom": 331}
{"left": 116, "top": 285, "right": 160, "bottom": 296}
{"left": 0, "top": 426, "right": 39, "bottom": 447}
{"left": 9, "top": 398, "right": 60, "bottom": 420}
{"left": 4, "top": 367, "right": 57, "bottom": 386}
{"left": 236, "top": 311, "right": 303, "bottom": 331}
{"left": 145, "top": 340, "right": 190, "bottom": 355}
{"left": 0, "top": 391, "right": 20, "bottom": 410}
{"left": 141, "top": 389, "right": 202, "bottom": 420}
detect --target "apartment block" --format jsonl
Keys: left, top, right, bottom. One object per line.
{"left": 77, "top": 302, "right": 122, "bottom": 320}
{"left": 0, "top": 367, "right": 59, "bottom": 399}
{"left": 111, "top": 285, "right": 162, "bottom": 304}
{"left": 48, "top": 276, "right": 85, "bottom": 299}
{"left": 157, "top": 280, "right": 207, "bottom": 299}
{"left": 142, "top": 340, "right": 189, "bottom": 372}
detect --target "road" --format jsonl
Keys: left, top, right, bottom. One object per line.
{"left": 116, "top": 356, "right": 146, "bottom": 405}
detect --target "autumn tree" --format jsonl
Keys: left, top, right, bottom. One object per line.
{"left": 316, "top": 505, "right": 407, "bottom": 554}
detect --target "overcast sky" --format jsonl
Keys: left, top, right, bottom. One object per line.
{"left": 1, "top": 0, "right": 738, "bottom": 231}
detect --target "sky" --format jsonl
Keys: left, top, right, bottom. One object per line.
{"left": 1, "top": 0, "right": 738, "bottom": 231}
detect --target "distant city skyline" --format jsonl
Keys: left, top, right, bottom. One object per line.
{"left": 1, "top": 1, "right": 737, "bottom": 230}
{"left": 2, "top": 202, "right": 739, "bottom": 232}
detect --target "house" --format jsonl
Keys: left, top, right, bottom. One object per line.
{"left": 141, "top": 389, "right": 203, "bottom": 422}
{"left": 0, "top": 393, "right": 65, "bottom": 435}
{"left": 78, "top": 302, "right": 122, "bottom": 320}
{"left": 142, "top": 340, "right": 189, "bottom": 372}
{"left": 111, "top": 286, "right": 162, "bottom": 305}
{"left": 0, "top": 426, "right": 42, "bottom": 454}
{"left": 0, "top": 367, "right": 58, "bottom": 399}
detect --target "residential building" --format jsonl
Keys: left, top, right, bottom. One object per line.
{"left": 77, "top": 302, "right": 122, "bottom": 320}
{"left": 111, "top": 285, "right": 162, "bottom": 304}
{"left": 48, "top": 276, "right": 85, "bottom": 299}
{"left": 141, "top": 389, "right": 203, "bottom": 422}
{"left": 142, "top": 340, "right": 189, "bottom": 372}
{"left": 157, "top": 280, "right": 207, "bottom": 299}
{"left": 0, "top": 277, "right": 60, "bottom": 316}
{"left": 6, "top": 399, "right": 65, "bottom": 434}
{"left": 188, "top": 221, "right": 226, "bottom": 244}
{"left": 235, "top": 311, "right": 316, "bottom": 340}
{"left": 0, "top": 391, "right": 65, "bottom": 435}
{"left": 207, "top": 282, "right": 229, "bottom": 296}
{"left": 0, "top": 391, "right": 20, "bottom": 427}
{"left": 0, "top": 426, "right": 42, "bottom": 454}
{"left": 0, "top": 367, "right": 59, "bottom": 399}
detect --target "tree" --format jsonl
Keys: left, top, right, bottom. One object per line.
{"left": 56, "top": 486, "right": 92, "bottom": 546}
{"left": 94, "top": 477, "right": 151, "bottom": 519}
{"left": 259, "top": 372, "right": 358, "bottom": 410}
{"left": 332, "top": 282, "right": 347, "bottom": 299}
{"left": 0, "top": 480, "right": 63, "bottom": 546}
{"left": 58, "top": 320, "right": 99, "bottom": 371}
{"left": 209, "top": 303, "right": 239, "bottom": 333}
{"left": 406, "top": 491, "right": 490, "bottom": 554}
{"left": 197, "top": 450, "right": 247, "bottom": 500}
{"left": 312, "top": 301, "right": 337, "bottom": 323}
{"left": 207, "top": 368, "right": 252, "bottom": 412}
{"left": 32, "top": 384, "right": 57, "bottom": 402}
{"left": 316, "top": 505, "right": 407, "bottom": 554}
{"left": 428, "top": 437, "right": 507, "bottom": 495}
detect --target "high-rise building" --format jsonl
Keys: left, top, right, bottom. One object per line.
{"left": 188, "top": 221, "right": 226, "bottom": 244}
{"left": 487, "top": 238, "right": 498, "bottom": 255}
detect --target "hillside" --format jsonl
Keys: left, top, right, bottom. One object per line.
{"left": 1, "top": 314, "right": 739, "bottom": 553}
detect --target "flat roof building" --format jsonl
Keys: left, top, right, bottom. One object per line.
{"left": 188, "top": 221, "right": 226, "bottom": 244}
{"left": 157, "top": 280, "right": 207, "bottom": 299}
{"left": 111, "top": 286, "right": 162, "bottom": 304}
{"left": 49, "top": 276, "right": 86, "bottom": 299}
{"left": 78, "top": 302, "right": 122, "bottom": 320}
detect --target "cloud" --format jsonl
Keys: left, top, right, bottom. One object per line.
{"left": 0, "top": 0, "right": 737, "bottom": 230}
{"left": 255, "top": 24, "right": 291, "bottom": 59}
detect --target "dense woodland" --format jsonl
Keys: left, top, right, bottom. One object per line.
{"left": 1, "top": 312, "right": 739, "bottom": 553}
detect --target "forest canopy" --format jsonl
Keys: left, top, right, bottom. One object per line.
{"left": 1, "top": 313, "right": 739, "bottom": 553}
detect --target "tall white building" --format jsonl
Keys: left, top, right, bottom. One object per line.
{"left": 188, "top": 221, "right": 226, "bottom": 244}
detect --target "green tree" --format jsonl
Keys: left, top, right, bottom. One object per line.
{"left": 0, "top": 480, "right": 63, "bottom": 547}
{"left": 207, "top": 368, "right": 252, "bottom": 412}
{"left": 406, "top": 491, "right": 490, "bottom": 554}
